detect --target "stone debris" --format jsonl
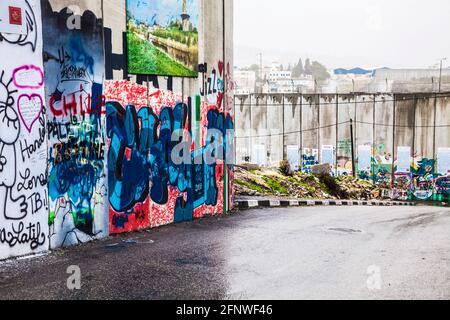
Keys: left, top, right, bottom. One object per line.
{"left": 235, "top": 165, "right": 383, "bottom": 201}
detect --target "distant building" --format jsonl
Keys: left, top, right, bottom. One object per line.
{"left": 334, "top": 68, "right": 375, "bottom": 76}
{"left": 234, "top": 70, "right": 257, "bottom": 94}
{"left": 265, "top": 77, "right": 314, "bottom": 93}
{"left": 268, "top": 70, "right": 292, "bottom": 82}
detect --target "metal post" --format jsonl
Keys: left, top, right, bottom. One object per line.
{"left": 234, "top": 95, "right": 237, "bottom": 166}
{"left": 335, "top": 94, "right": 339, "bottom": 176}
{"left": 412, "top": 95, "right": 417, "bottom": 164}
{"left": 350, "top": 118, "right": 356, "bottom": 177}
{"left": 372, "top": 94, "right": 376, "bottom": 183}
{"left": 222, "top": 0, "right": 227, "bottom": 214}
{"left": 299, "top": 94, "right": 303, "bottom": 172}
{"left": 354, "top": 93, "right": 358, "bottom": 159}
{"left": 249, "top": 95, "right": 253, "bottom": 163}
{"left": 317, "top": 94, "right": 320, "bottom": 161}
{"left": 391, "top": 96, "right": 396, "bottom": 188}
{"left": 433, "top": 93, "right": 438, "bottom": 177}
{"left": 282, "top": 94, "right": 285, "bottom": 160}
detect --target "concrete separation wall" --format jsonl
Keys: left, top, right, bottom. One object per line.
{"left": 235, "top": 93, "right": 450, "bottom": 203}
{"left": 0, "top": 0, "right": 234, "bottom": 261}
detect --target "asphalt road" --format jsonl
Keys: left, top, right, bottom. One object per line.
{"left": 0, "top": 205, "right": 449, "bottom": 300}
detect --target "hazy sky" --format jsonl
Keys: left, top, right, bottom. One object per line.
{"left": 234, "top": 0, "right": 450, "bottom": 69}
{"left": 128, "top": 0, "right": 199, "bottom": 27}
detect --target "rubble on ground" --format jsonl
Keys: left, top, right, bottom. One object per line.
{"left": 235, "top": 163, "right": 383, "bottom": 200}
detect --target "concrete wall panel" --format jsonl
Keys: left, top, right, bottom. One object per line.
{"left": 0, "top": 0, "right": 49, "bottom": 260}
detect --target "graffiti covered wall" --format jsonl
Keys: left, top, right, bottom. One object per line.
{"left": 105, "top": 65, "right": 233, "bottom": 233}
{"left": 42, "top": 0, "right": 107, "bottom": 249}
{"left": 235, "top": 92, "right": 450, "bottom": 202}
{"left": 0, "top": 0, "right": 233, "bottom": 260}
{"left": 0, "top": 0, "right": 48, "bottom": 260}
{"left": 103, "top": 0, "right": 234, "bottom": 235}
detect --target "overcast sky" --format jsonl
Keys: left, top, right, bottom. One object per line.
{"left": 234, "top": 0, "right": 450, "bottom": 69}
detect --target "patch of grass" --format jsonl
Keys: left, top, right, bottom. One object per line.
{"left": 235, "top": 179, "right": 266, "bottom": 194}
{"left": 262, "top": 177, "right": 288, "bottom": 194}
{"left": 127, "top": 32, "right": 197, "bottom": 77}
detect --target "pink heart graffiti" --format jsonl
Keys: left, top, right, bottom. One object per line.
{"left": 17, "top": 94, "right": 43, "bottom": 133}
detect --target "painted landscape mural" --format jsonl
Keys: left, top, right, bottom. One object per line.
{"left": 126, "top": 0, "right": 199, "bottom": 77}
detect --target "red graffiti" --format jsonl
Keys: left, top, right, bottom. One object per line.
{"left": 49, "top": 84, "right": 105, "bottom": 117}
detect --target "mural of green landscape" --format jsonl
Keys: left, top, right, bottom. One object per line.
{"left": 126, "top": 0, "right": 199, "bottom": 77}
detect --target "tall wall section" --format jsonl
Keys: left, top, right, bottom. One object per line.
{"left": 0, "top": 0, "right": 234, "bottom": 261}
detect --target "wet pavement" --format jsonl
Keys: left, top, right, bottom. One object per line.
{"left": 0, "top": 206, "right": 449, "bottom": 300}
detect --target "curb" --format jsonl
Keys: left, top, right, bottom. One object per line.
{"left": 235, "top": 199, "right": 416, "bottom": 210}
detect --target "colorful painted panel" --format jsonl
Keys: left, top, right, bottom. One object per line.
{"left": 42, "top": 3, "right": 108, "bottom": 248}
{"left": 105, "top": 64, "right": 232, "bottom": 233}
{"left": 126, "top": 0, "right": 199, "bottom": 77}
{"left": 105, "top": 81, "right": 151, "bottom": 234}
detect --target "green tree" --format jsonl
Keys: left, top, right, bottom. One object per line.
{"left": 292, "top": 58, "right": 304, "bottom": 78}
{"left": 304, "top": 58, "right": 312, "bottom": 75}
{"left": 311, "top": 61, "right": 330, "bottom": 82}
{"left": 249, "top": 64, "right": 260, "bottom": 72}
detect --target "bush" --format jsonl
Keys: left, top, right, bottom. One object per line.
{"left": 319, "top": 174, "right": 349, "bottom": 199}
{"left": 279, "top": 160, "right": 293, "bottom": 176}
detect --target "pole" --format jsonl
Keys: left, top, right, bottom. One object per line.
{"left": 317, "top": 94, "right": 320, "bottom": 163}
{"left": 391, "top": 96, "right": 396, "bottom": 189}
{"left": 234, "top": 95, "right": 237, "bottom": 166}
{"left": 372, "top": 94, "right": 376, "bottom": 183}
{"left": 299, "top": 94, "right": 303, "bottom": 172}
{"left": 249, "top": 96, "right": 253, "bottom": 163}
{"left": 282, "top": 94, "right": 285, "bottom": 161}
{"left": 335, "top": 94, "right": 339, "bottom": 176}
{"left": 432, "top": 92, "right": 437, "bottom": 178}
{"left": 439, "top": 60, "right": 443, "bottom": 93}
{"left": 350, "top": 118, "right": 356, "bottom": 177}
{"left": 222, "top": 0, "right": 227, "bottom": 214}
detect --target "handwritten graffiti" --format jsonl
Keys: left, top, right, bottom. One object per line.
{"left": 0, "top": 221, "right": 46, "bottom": 250}
{"left": 0, "top": 1, "right": 48, "bottom": 259}
{"left": 17, "top": 93, "right": 43, "bottom": 133}
{"left": 0, "top": 71, "right": 28, "bottom": 220}
{"left": 47, "top": 118, "right": 105, "bottom": 225}
{"left": 43, "top": 4, "right": 107, "bottom": 249}
{"left": 13, "top": 65, "right": 44, "bottom": 89}
{"left": 199, "top": 62, "right": 225, "bottom": 107}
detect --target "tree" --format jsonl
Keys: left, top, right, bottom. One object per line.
{"left": 310, "top": 61, "right": 330, "bottom": 82}
{"left": 249, "top": 64, "right": 259, "bottom": 72}
{"left": 304, "top": 58, "right": 312, "bottom": 75}
{"left": 298, "top": 58, "right": 304, "bottom": 75}
{"left": 292, "top": 58, "right": 304, "bottom": 78}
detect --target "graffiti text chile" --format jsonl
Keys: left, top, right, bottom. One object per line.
{"left": 49, "top": 84, "right": 105, "bottom": 117}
